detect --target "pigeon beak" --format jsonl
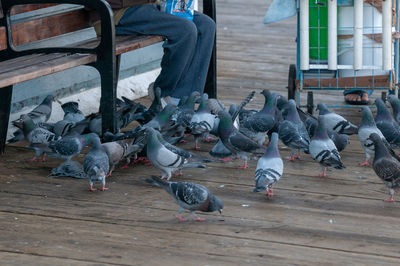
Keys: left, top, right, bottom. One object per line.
{"left": 218, "top": 209, "right": 222, "bottom": 214}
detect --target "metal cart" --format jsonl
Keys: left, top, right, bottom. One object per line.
{"left": 288, "top": 0, "right": 400, "bottom": 114}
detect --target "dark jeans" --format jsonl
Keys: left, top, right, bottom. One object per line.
{"left": 116, "top": 5, "right": 216, "bottom": 99}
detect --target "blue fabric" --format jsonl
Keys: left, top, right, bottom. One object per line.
{"left": 116, "top": 5, "right": 215, "bottom": 99}
{"left": 263, "top": 0, "right": 296, "bottom": 24}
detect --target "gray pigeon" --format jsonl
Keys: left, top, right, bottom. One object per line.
{"left": 240, "top": 90, "right": 278, "bottom": 145}
{"left": 309, "top": 116, "right": 345, "bottom": 177}
{"left": 388, "top": 95, "right": 400, "bottom": 124}
{"left": 143, "top": 104, "right": 177, "bottom": 132}
{"left": 369, "top": 133, "right": 400, "bottom": 202}
{"left": 254, "top": 132, "right": 283, "bottom": 197}
{"left": 51, "top": 160, "right": 87, "bottom": 179}
{"left": 21, "top": 115, "right": 59, "bottom": 162}
{"left": 189, "top": 93, "right": 216, "bottom": 149}
{"left": 145, "top": 176, "right": 223, "bottom": 221}
{"left": 9, "top": 95, "right": 55, "bottom": 143}
{"left": 278, "top": 99, "right": 310, "bottom": 160}
{"left": 145, "top": 128, "right": 206, "bottom": 180}
{"left": 218, "top": 110, "right": 262, "bottom": 168}
{"left": 298, "top": 108, "right": 349, "bottom": 152}
{"left": 48, "top": 133, "right": 97, "bottom": 162}
{"left": 358, "top": 106, "right": 395, "bottom": 166}
{"left": 171, "top": 91, "right": 201, "bottom": 138}
{"left": 83, "top": 136, "right": 110, "bottom": 191}
{"left": 375, "top": 98, "right": 400, "bottom": 148}
{"left": 102, "top": 139, "right": 141, "bottom": 176}
{"left": 61, "top": 101, "right": 85, "bottom": 123}
{"left": 316, "top": 103, "right": 358, "bottom": 134}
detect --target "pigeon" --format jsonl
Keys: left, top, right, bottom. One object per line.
{"left": 298, "top": 108, "right": 349, "bottom": 152}
{"left": 51, "top": 160, "right": 87, "bottom": 179}
{"left": 218, "top": 110, "right": 262, "bottom": 168}
{"left": 358, "top": 106, "right": 397, "bottom": 166}
{"left": 240, "top": 90, "right": 278, "bottom": 146}
{"left": 145, "top": 128, "right": 206, "bottom": 180}
{"left": 171, "top": 91, "right": 201, "bottom": 137}
{"left": 12, "top": 94, "right": 55, "bottom": 127}
{"left": 9, "top": 95, "right": 55, "bottom": 143}
{"left": 369, "top": 133, "right": 400, "bottom": 202}
{"left": 374, "top": 98, "right": 400, "bottom": 148}
{"left": 21, "top": 115, "right": 59, "bottom": 162}
{"left": 316, "top": 103, "right": 358, "bottom": 134}
{"left": 189, "top": 93, "right": 216, "bottom": 149}
{"left": 278, "top": 99, "right": 310, "bottom": 160}
{"left": 48, "top": 133, "right": 97, "bottom": 162}
{"left": 309, "top": 116, "right": 345, "bottom": 177}
{"left": 83, "top": 135, "right": 110, "bottom": 191}
{"left": 61, "top": 101, "right": 85, "bottom": 123}
{"left": 254, "top": 132, "right": 283, "bottom": 197}
{"left": 388, "top": 95, "right": 400, "bottom": 125}
{"left": 145, "top": 176, "right": 223, "bottom": 222}
{"left": 102, "top": 139, "right": 142, "bottom": 176}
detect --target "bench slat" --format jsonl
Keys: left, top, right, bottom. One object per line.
{"left": 0, "top": 53, "right": 68, "bottom": 73}
{"left": 115, "top": 35, "right": 163, "bottom": 55}
{"left": 0, "top": 53, "right": 96, "bottom": 88}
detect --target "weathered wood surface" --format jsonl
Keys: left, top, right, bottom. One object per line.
{"left": 1, "top": 0, "right": 400, "bottom": 265}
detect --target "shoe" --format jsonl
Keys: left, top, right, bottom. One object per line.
{"left": 147, "top": 82, "right": 155, "bottom": 101}
{"left": 160, "top": 96, "right": 180, "bottom": 109}
{"left": 344, "top": 90, "right": 370, "bottom": 105}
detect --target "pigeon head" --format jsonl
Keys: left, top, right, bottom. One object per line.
{"left": 316, "top": 103, "right": 330, "bottom": 115}
{"left": 61, "top": 102, "right": 79, "bottom": 113}
{"left": 261, "top": 92, "right": 279, "bottom": 114}
{"left": 260, "top": 89, "right": 271, "bottom": 98}
{"left": 388, "top": 95, "right": 400, "bottom": 114}
{"left": 313, "top": 116, "right": 329, "bottom": 140}
{"left": 264, "top": 132, "right": 280, "bottom": 158}
{"left": 82, "top": 133, "right": 100, "bottom": 146}
{"left": 217, "top": 111, "right": 234, "bottom": 137}
{"left": 375, "top": 98, "right": 392, "bottom": 120}
{"left": 368, "top": 132, "right": 382, "bottom": 143}
{"left": 197, "top": 93, "right": 210, "bottom": 112}
{"left": 228, "top": 104, "right": 237, "bottom": 117}
{"left": 42, "top": 95, "right": 55, "bottom": 106}
{"left": 276, "top": 96, "right": 288, "bottom": 111}
{"left": 286, "top": 99, "right": 301, "bottom": 122}
{"left": 145, "top": 127, "right": 160, "bottom": 149}
{"left": 184, "top": 91, "right": 201, "bottom": 108}
{"left": 360, "top": 106, "right": 375, "bottom": 127}
{"left": 21, "top": 115, "right": 36, "bottom": 134}
{"left": 207, "top": 194, "right": 224, "bottom": 214}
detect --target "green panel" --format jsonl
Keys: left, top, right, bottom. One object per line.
{"left": 309, "top": 0, "right": 328, "bottom": 60}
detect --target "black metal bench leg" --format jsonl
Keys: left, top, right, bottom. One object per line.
{"left": 203, "top": 0, "right": 217, "bottom": 99}
{"left": 0, "top": 85, "right": 13, "bottom": 154}
{"left": 116, "top": 54, "right": 121, "bottom": 80}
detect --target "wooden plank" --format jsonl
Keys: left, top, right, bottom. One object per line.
{"left": 0, "top": 53, "right": 96, "bottom": 88}
{"left": 297, "top": 75, "right": 391, "bottom": 89}
{"left": 115, "top": 35, "right": 163, "bottom": 55}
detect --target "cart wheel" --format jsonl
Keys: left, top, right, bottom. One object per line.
{"left": 288, "top": 64, "right": 296, "bottom": 100}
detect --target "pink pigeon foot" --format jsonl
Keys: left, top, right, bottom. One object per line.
{"left": 88, "top": 186, "right": 97, "bottom": 192}
{"left": 106, "top": 172, "right": 112, "bottom": 177}
{"left": 202, "top": 137, "right": 215, "bottom": 143}
{"left": 384, "top": 196, "right": 395, "bottom": 202}
{"left": 194, "top": 216, "right": 207, "bottom": 222}
{"left": 173, "top": 171, "right": 183, "bottom": 177}
{"left": 120, "top": 163, "right": 129, "bottom": 169}
{"left": 99, "top": 186, "right": 109, "bottom": 191}
{"left": 40, "top": 154, "right": 47, "bottom": 162}
{"left": 239, "top": 161, "right": 249, "bottom": 169}
{"left": 289, "top": 156, "right": 296, "bottom": 161}
{"left": 267, "top": 188, "right": 274, "bottom": 197}
{"left": 219, "top": 157, "right": 233, "bottom": 162}
{"left": 176, "top": 214, "right": 186, "bottom": 222}
{"left": 295, "top": 155, "right": 301, "bottom": 159}
{"left": 29, "top": 157, "right": 38, "bottom": 162}
{"left": 360, "top": 160, "right": 370, "bottom": 167}
{"left": 318, "top": 172, "right": 327, "bottom": 177}
{"left": 179, "top": 139, "right": 187, "bottom": 143}
{"left": 193, "top": 145, "right": 201, "bottom": 150}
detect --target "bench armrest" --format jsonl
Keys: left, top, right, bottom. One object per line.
{"left": 0, "top": 0, "right": 115, "bottom": 60}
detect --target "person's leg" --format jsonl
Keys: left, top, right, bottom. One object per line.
{"left": 344, "top": 89, "right": 373, "bottom": 104}
{"left": 172, "top": 11, "right": 216, "bottom": 98}
{"left": 115, "top": 5, "right": 197, "bottom": 97}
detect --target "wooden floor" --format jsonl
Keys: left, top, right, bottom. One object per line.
{"left": 1, "top": 0, "right": 400, "bottom": 265}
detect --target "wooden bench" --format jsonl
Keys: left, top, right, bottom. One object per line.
{"left": 0, "top": 0, "right": 217, "bottom": 153}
